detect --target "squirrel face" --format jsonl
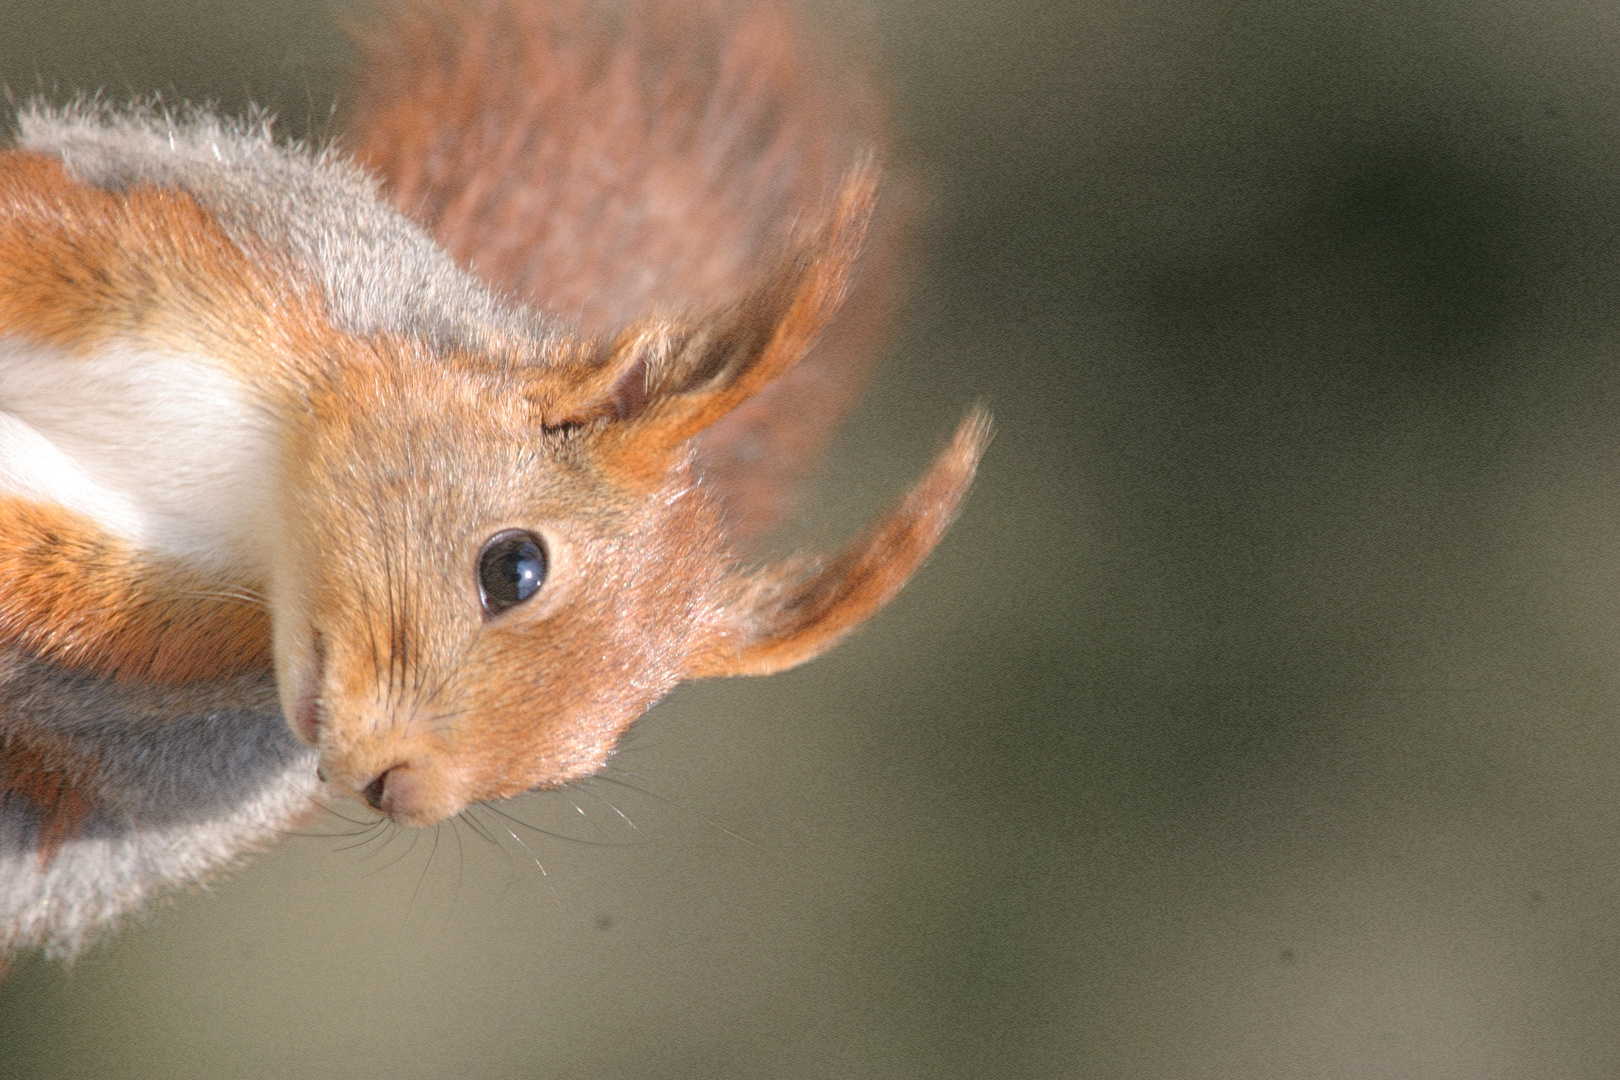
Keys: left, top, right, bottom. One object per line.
{"left": 271, "top": 342, "right": 738, "bottom": 825}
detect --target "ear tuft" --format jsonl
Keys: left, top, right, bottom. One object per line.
{"left": 592, "top": 162, "right": 881, "bottom": 467}
{"left": 693, "top": 406, "right": 992, "bottom": 679}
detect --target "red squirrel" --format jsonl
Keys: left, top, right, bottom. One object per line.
{"left": 0, "top": 0, "right": 987, "bottom": 960}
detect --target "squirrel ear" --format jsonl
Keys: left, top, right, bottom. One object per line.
{"left": 583, "top": 164, "right": 879, "bottom": 482}
{"left": 690, "top": 409, "right": 991, "bottom": 679}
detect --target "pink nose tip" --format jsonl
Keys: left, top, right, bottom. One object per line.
{"left": 353, "top": 764, "right": 452, "bottom": 826}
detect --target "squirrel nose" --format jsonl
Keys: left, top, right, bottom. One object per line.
{"left": 360, "top": 768, "right": 392, "bottom": 811}
{"left": 345, "top": 761, "right": 455, "bottom": 826}
{"left": 317, "top": 731, "right": 464, "bottom": 825}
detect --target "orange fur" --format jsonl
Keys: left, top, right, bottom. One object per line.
{"left": 0, "top": 719, "right": 98, "bottom": 867}
{"left": 583, "top": 166, "right": 879, "bottom": 487}
{"left": 0, "top": 150, "right": 383, "bottom": 410}
{"left": 0, "top": 153, "right": 280, "bottom": 357}
{"left": 0, "top": 497, "right": 270, "bottom": 684}
{"left": 695, "top": 409, "right": 992, "bottom": 677}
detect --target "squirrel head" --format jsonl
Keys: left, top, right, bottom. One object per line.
{"left": 267, "top": 170, "right": 989, "bottom": 825}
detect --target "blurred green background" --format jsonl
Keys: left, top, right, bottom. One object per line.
{"left": 8, "top": 0, "right": 1620, "bottom": 1076}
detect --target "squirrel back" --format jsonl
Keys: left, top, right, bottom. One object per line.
{"left": 0, "top": 0, "right": 985, "bottom": 961}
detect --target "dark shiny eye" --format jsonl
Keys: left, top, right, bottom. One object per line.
{"left": 478, "top": 530, "right": 547, "bottom": 615}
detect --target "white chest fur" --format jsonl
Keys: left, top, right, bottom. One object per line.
{"left": 0, "top": 337, "right": 278, "bottom": 577}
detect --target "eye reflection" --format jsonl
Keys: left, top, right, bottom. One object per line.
{"left": 478, "top": 530, "right": 547, "bottom": 615}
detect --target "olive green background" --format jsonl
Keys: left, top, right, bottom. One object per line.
{"left": 5, "top": 0, "right": 1620, "bottom": 1076}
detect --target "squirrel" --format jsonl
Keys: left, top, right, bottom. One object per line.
{"left": 0, "top": 0, "right": 988, "bottom": 961}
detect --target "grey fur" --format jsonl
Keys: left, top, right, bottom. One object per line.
{"left": 17, "top": 102, "right": 561, "bottom": 355}
{"left": 0, "top": 649, "right": 319, "bottom": 960}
